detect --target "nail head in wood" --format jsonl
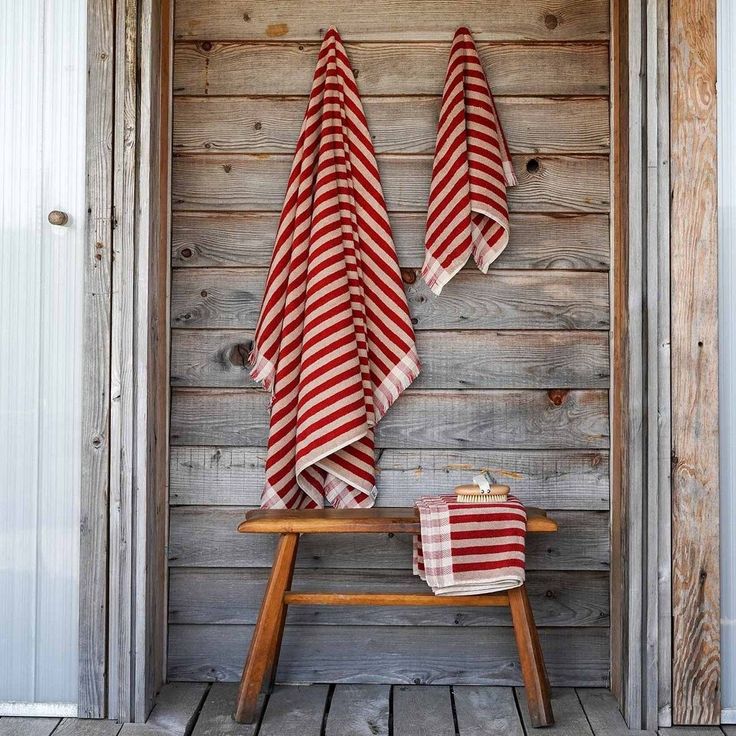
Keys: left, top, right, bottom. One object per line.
{"left": 48, "top": 210, "right": 69, "bottom": 226}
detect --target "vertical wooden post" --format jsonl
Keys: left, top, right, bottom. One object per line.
{"left": 79, "top": 0, "right": 115, "bottom": 719}
{"left": 670, "top": 0, "right": 720, "bottom": 724}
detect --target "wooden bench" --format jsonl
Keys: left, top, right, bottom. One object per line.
{"left": 233, "top": 507, "right": 557, "bottom": 728}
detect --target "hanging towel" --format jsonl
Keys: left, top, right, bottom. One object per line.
{"left": 421, "top": 27, "right": 518, "bottom": 295}
{"left": 250, "top": 27, "right": 420, "bottom": 510}
{"left": 413, "top": 494, "right": 526, "bottom": 595}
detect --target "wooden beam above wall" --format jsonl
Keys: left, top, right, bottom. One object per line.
{"left": 670, "top": 0, "right": 720, "bottom": 724}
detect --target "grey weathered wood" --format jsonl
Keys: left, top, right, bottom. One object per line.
{"left": 0, "top": 719, "right": 62, "bottom": 736}
{"left": 79, "top": 0, "right": 115, "bottom": 718}
{"left": 167, "top": 507, "right": 609, "bottom": 570}
{"left": 139, "top": 682, "right": 208, "bottom": 735}
{"left": 173, "top": 96, "right": 609, "bottom": 155}
{"left": 171, "top": 268, "right": 609, "bottom": 331}
{"left": 168, "top": 568, "right": 610, "bottom": 627}
{"left": 190, "top": 683, "right": 258, "bottom": 736}
{"left": 172, "top": 154, "right": 609, "bottom": 214}
{"left": 517, "top": 687, "right": 593, "bottom": 735}
{"left": 392, "top": 686, "right": 455, "bottom": 736}
{"left": 133, "top": 0, "right": 172, "bottom": 719}
{"left": 658, "top": 730, "right": 726, "bottom": 736}
{"left": 577, "top": 688, "right": 655, "bottom": 735}
{"left": 171, "top": 329, "right": 610, "bottom": 390}
{"left": 167, "top": 625, "right": 609, "bottom": 685}
{"left": 174, "top": 0, "right": 610, "bottom": 41}
{"left": 171, "top": 212, "right": 610, "bottom": 271}
{"left": 53, "top": 720, "right": 123, "bottom": 736}
{"left": 722, "top": 728, "right": 736, "bottom": 736}
{"left": 169, "top": 447, "right": 610, "bottom": 509}
{"left": 170, "top": 388, "right": 609, "bottom": 449}
{"left": 453, "top": 686, "right": 525, "bottom": 736}
{"left": 258, "top": 685, "right": 330, "bottom": 736}
{"left": 324, "top": 685, "right": 390, "bottom": 736}
{"left": 173, "top": 41, "right": 609, "bottom": 96}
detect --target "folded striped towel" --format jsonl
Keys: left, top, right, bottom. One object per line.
{"left": 413, "top": 494, "right": 526, "bottom": 595}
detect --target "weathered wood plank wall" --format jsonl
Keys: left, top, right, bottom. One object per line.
{"left": 168, "top": 0, "right": 611, "bottom": 685}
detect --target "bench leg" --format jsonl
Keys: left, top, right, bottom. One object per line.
{"left": 508, "top": 584, "right": 554, "bottom": 727}
{"left": 234, "top": 532, "right": 299, "bottom": 723}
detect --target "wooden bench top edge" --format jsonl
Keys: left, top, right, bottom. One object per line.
{"left": 237, "top": 506, "right": 558, "bottom": 534}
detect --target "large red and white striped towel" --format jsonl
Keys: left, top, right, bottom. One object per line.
{"left": 422, "top": 27, "right": 517, "bottom": 295}
{"left": 250, "top": 28, "right": 420, "bottom": 510}
{"left": 413, "top": 495, "right": 526, "bottom": 595}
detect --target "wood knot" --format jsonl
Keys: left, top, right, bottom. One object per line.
{"left": 401, "top": 268, "right": 417, "bottom": 285}
{"left": 223, "top": 164, "right": 232, "bottom": 173}
{"left": 200, "top": 41, "right": 212, "bottom": 52}
{"left": 544, "top": 14, "right": 559, "bottom": 29}
{"left": 254, "top": 121, "right": 262, "bottom": 131}
{"left": 526, "top": 158, "right": 541, "bottom": 173}
{"left": 180, "top": 247, "right": 193, "bottom": 259}
{"left": 547, "top": 389, "right": 568, "bottom": 406}
{"left": 200, "top": 290, "right": 208, "bottom": 298}
{"left": 229, "top": 342, "right": 251, "bottom": 368}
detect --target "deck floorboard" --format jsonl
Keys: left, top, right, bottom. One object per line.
{"left": 3, "top": 686, "right": 732, "bottom": 734}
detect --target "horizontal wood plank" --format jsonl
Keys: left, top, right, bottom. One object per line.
{"left": 169, "top": 447, "right": 610, "bottom": 509}
{"left": 168, "top": 507, "right": 610, "bottom": 570}
{"left": 174, "top": 0, "right": 610, "bottom": 42}
{"left": 173, "top": 42, "right": 609, "bottom": 96}
{"left": 173, "top": 96, "right": 610, "bottom": 155}
{"left": 171, "top": 212, "right": 611, "bottom": 270}
{"left": 172, "top": 154, "right": 610, "bottom": 213}
{"left": 171, "top": 329, "right": 610, "bottom": 389}
{"left": 170, "top": 388, "right": 609, "bottom": 449}
{"left": 168, "top": 568, "right": 609, "bottom": 627}
{"left": 259, "top": 685, "right": 330, "bottom": 736}
{"left": 166, "top": 624, "right": 610, "bottom": 685}
{"left": 171, "top": 269, "right": 610, "bottom": 330}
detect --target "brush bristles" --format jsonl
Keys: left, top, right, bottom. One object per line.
{"left": 454, "top": 493, "right": 509, "bottom": 504}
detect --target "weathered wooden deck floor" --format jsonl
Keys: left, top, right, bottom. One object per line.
{"left": 2, "top": 685, "right": 734, "bottom": 736}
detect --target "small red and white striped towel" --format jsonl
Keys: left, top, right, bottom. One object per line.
{"left": 421, "top": 26, "right": 518, "bottom": 295}
{"left": 413, "top": 495, "right": 526, "bottom": 595}
{"left": 250, "top": 27, "right": 420, "bottom": 510}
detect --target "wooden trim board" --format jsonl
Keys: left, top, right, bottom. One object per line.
{"left": 670, "top": 0, "right": 720, "bottom": 725}
{"left": 79, "top": 0, "right": 116, "bottom": 718}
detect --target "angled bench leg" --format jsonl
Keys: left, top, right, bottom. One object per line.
{"left": 508, "top": 584, "right": 554, "bottom": 727}
{"left": 234, "top": 532, "right": 299, "bottom": 723}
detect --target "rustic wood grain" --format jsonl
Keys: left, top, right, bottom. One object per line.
{"left": 453, "top": 686, "right": 525, "bottom": 736}
{"left": 257, "top": 685, "right": 330, "bottom": 736}
{"left": 174, "top": 0, "right": 610, "bottom": 42}
{"left": 171, "top": 268, "right": 609, "bottom": 331}
{"left": 173, "top": 96, "right": 609, "bottom": 155}
{"left": 171, "top": 329, "right": 610, "bottom": 389}
{"left": 79, "top": 0, "right": 115, "bottom": 718}
{"left": 576, "top": 687, "right": 655, "bottom": 735}
{"left": 117, "top": 683, "right": 208, "bottom": 736}
{"left": 170, "top": 387, "right": 609, "bottom": 449}
{"left": 166, "top": 625, "right": 609, "bottom": 685}
{"left": 190, "top": 683, "right": 258, "bottom": 736}
{"left": 392, "top": 686, "right": 455, "bottom": 736}
{"left": 324, "top": 685, "right": 390, "bottom": 736}
{"left": 0, "top": 720, "right": 63, "bottom": 736}
{"left": 517, "top": 687, "right": 593, "bottom": 734}
{"left": 168, "top": 568, "right": 610, "bottom": 627}
{"left": 172, "top": 154, "right": 610, "bottom": 213}
{"left": 171, "top": 212, "right": 611, "bottom": 270}
{"left": 169, "top": 447, "right": 610, "bottom": 509}
{"left": 173, "top": 41, "right": 609, "bottom": 96}
{"left": 670, "top": 0, "right": 720, "bottom": 724}
{"left": 53, "top": 721, "right": 123, "bottom": 736}
{"left": 167, "top": 507, "right": 610, "bottom": 570}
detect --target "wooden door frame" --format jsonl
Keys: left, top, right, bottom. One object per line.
{"left": 80, "top": 0, "right": 173, "bottom": 721}
{"left": 612, "top": 0, "right": 721, "bottom": 728}
{"left": 610, "top": 0, "right": 674, "bottom": 729}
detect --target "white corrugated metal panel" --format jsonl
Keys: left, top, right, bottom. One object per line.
{"left": 0, "top": 0, "right": 86, "bottom": 712}
{"left": 720, "top": 0, "right": 736, "bottom": 723}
